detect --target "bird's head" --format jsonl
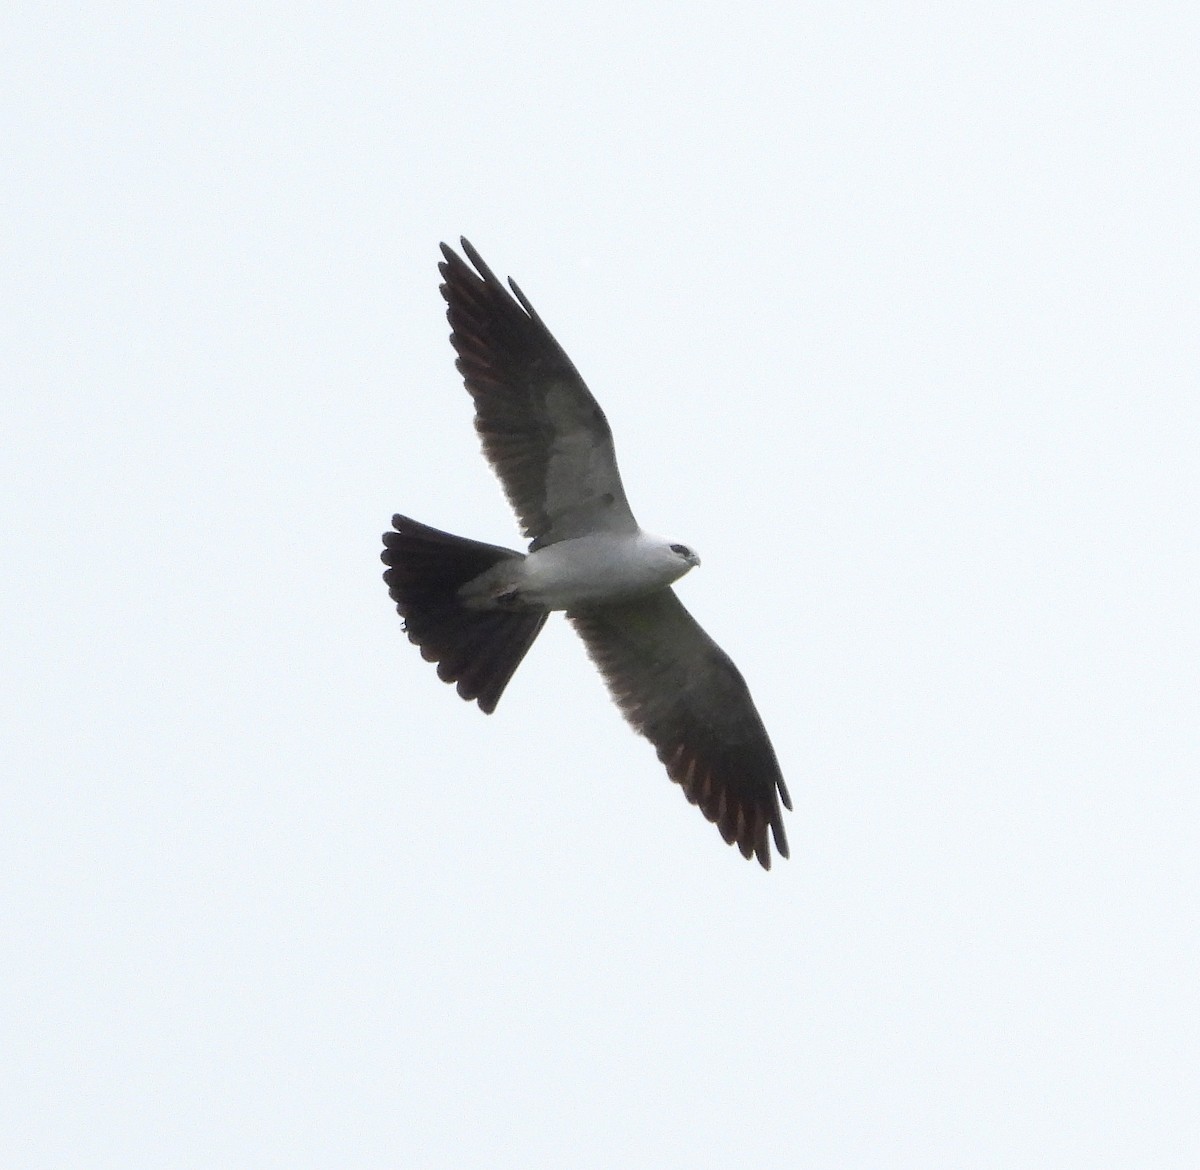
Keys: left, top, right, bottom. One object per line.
{"left": 638, "top": 533, "right": 701, "bottom": 584}
{"left": 668, "top": 541, "right": 702, "bottom": 571}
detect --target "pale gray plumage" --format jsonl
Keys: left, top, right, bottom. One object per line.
{"left": 382, "top": 239, "right": 791, "bottom": 867}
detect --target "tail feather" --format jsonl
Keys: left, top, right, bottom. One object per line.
{"left": 381, "top": 514, "right": 547, "bottom": 713}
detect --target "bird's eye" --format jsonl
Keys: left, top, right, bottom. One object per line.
{"left": 670, "top": 543, "right": 691, "bottom": 557}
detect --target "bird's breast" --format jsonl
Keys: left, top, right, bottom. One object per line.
{"left": 516, "top": 533, "right": 685, "bottom": 611}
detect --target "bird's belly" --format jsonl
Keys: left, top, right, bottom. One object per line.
{"left": 517, "top": 536, "right": 678, "bottom": 610}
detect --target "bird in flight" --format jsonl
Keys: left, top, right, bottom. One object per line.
{"left": 382, "top": 240, "right": 791, "bottom": 867}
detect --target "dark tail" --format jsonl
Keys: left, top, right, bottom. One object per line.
{"left": 381, "top": 514, "right": 548, "bottom": 713}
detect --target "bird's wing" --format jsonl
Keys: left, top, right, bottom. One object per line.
{"left": 439, "top": 239, "right": 638, "bottom": 548}
{"left": 568, "top": 589, "right": 791, "bottom": 868}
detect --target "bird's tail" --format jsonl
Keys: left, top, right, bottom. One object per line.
{"left": 381, "top": 514, "right": 548, "bottom": 713}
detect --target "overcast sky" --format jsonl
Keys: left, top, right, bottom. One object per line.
{"left": 4, "top": 4, "right": 1198, "bottom": 1167}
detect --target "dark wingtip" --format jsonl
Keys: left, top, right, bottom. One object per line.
{"left": 458, "top": 236, "right": 480, "bottom": 265}
{"left": 438, "top": 237, "right": 511, "bottom": 313}
{"left": 507, "top": 276, "right": 538, "bottom": 319}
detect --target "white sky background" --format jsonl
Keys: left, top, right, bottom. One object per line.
{"left": 3, "top": 3, "right": 1198, "bottom": 1166}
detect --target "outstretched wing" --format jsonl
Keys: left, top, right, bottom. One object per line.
{"left": 439, "top": 239, "right": 638, "bottom": 548}
{"left": 568, "top": 590, "right": 791, "bottom": 869}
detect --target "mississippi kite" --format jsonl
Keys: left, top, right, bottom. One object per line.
{"left": 382, "top": 240, "right": 791, "bottom": 867}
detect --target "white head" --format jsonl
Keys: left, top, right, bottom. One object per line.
{"left": 645, "top": 533, "right": 701, "bottom": 584}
